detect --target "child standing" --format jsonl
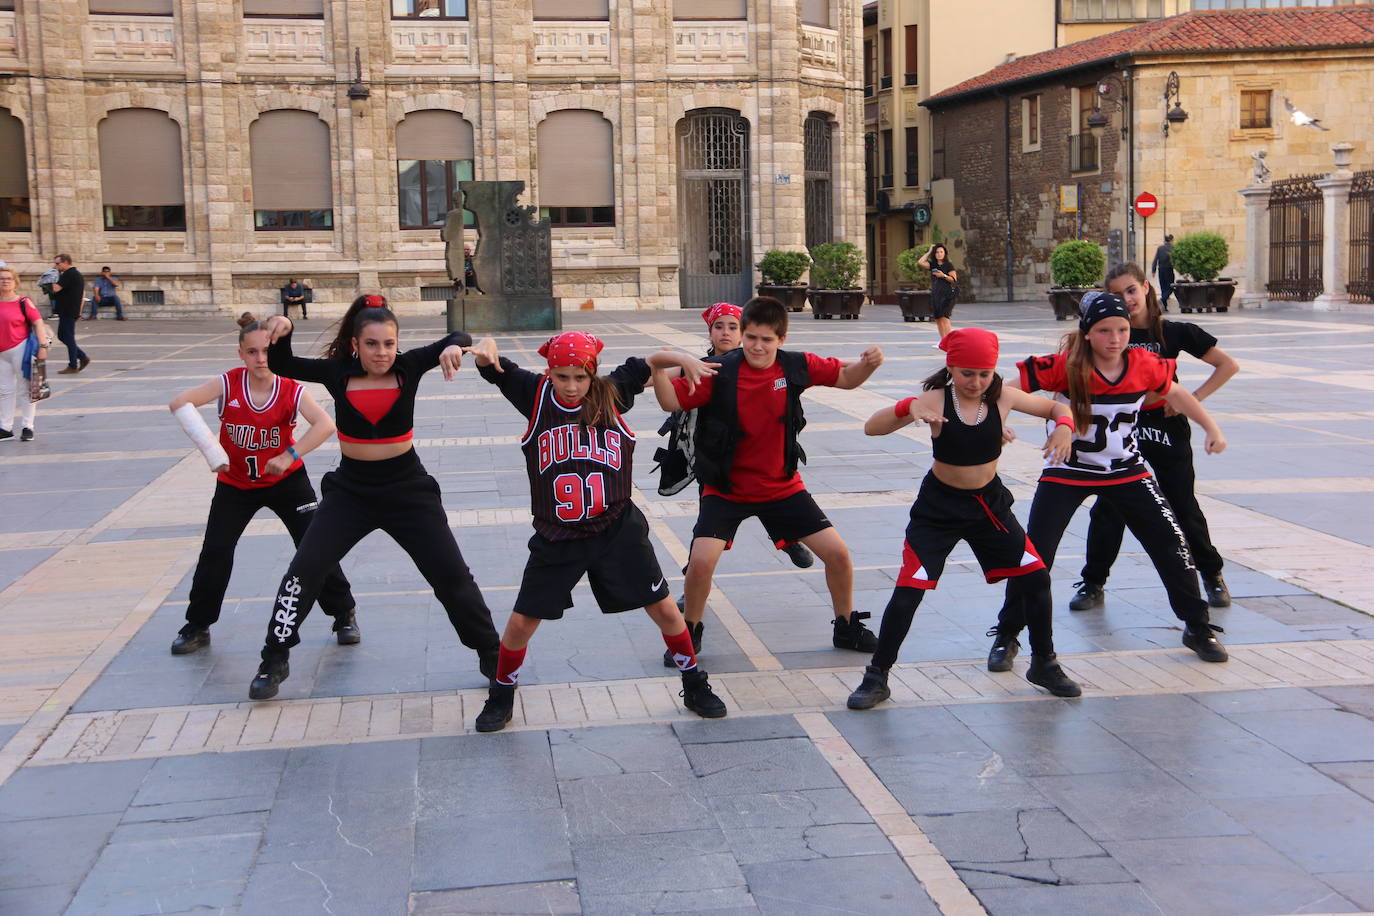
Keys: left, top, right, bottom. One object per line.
{"left": 847, "top": 328, "right": 1081, "bottom": 708}
{"left": 468, "top": 332, "right": 727, "bottom": 732}
{"left": 1068, "top": 263, "right": 1239, "bottom": 612}
{"left": 651, "top": 296, "right": 884, "bottom": 661}
{"left": 986, "top": 293, "right": 1230, "bottom": 670}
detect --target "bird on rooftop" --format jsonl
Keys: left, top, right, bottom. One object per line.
{"left": 1284, "top": 98, "right": 1329, "bottom": 131}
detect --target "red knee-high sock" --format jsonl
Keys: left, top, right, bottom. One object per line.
{"left": 495, "top": 643, "right": 526, "bottom": 686}
{"left": 662, "top": 627, "right": 697, "bottom": 672}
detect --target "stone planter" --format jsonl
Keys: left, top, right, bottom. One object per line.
{"left": 896, "top": 289, "right": 933, "bottom": 321}
{"left": 1047, "top": 287, "right": 1094, "bottom": 321}
{"left": 756, "top": 283, "right": 809, "bottom": 312}
{"left": 807, "top": 289, "right": 865, "bottom": 319}
{"left": 1173, "top": 280, "right": 1236, "bottom": 314}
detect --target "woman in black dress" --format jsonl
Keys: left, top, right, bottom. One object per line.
{"left": 917, "top": 243, "right": 958, "bottom": 347}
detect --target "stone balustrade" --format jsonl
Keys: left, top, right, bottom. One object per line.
{"left": 86, "top": 14, "right": 177, "bottom": 65}
{"left": 242, "top": 19, "right": 327, "bottom": 66}
{"left": 390, "top": 20, "right": 472, "bottom": 67}
{"left": 800, "top": 24, "right": 838, "bottom": 70}
{"left": 673, "top": 21, "right": 749, "bottom": 65}
{"left": 531, "top": 21, "right": 612, "bottom": 67}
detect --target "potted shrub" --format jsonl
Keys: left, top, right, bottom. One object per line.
{"left": 1170, "top": 231, "right": 1236, "bottom": 313}
{"left": 807, "top": 241, "right": 865, "bottom": 319}
{"left": 895, "top": 244, "right": 934, "bottom": 322}
{"left": 1048, "top": 240, "right": 1105, "bottom": 320}
{"left": 756, "top": 249, "right": 812, "bottom": 313}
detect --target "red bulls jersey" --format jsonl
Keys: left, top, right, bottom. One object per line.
{"left": 1018, "top": 350, "right": 1174, "bottom": 486}
{"left": 216, "top": 367, "right": 304, "bottom": 489}
{"left": 520, "top": 376, "right": 636, "bottom": 541}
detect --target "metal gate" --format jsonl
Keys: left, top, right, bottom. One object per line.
{"left": 1349, "top": 169, "right": 1374, "bottom": 303}
{"left": 1266, "top": 174, "right": 1323, "bottom": 301}
{"left": 677, "top": 109, "right": 751, "bottom": 310}
{"left": 804, "top": 113, "right": 834, "bottom": 250}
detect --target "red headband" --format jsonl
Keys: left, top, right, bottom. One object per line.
{"left": 939, "top": 327, "right": 999, "bottom": 370}
{"left": 363, "top": 295, "right": 386, "bottom": 309}
{"left": 538, "top": 332, "right": 604, "bottom": 372}
{"left": 702, "top": 302, "right": 742, "bottom": 326}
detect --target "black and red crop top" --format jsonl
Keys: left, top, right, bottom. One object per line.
{"left": 930, "top": 387, "right": 1002, "bottom": 466}
{"left": 266, "top": 329, "right": 471, "bottom": 443}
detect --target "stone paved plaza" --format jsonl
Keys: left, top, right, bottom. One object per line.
{"left": 2, "top": 302, "right": 1374, "bottom": 915}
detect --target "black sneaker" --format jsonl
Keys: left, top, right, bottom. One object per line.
{"left": 475, "top": 683, "right": 516, "bottom": 732}
{"left": 249, "top": 656, "right": 290, "bottom": 700}
{"left": 832, "top": 612, "right": 878, "bottom": 652}
{"left": 680, "top": 668, "right": 727, "bottom": 718}
{"left": 332, "top": 608, "right": 361, "bottom": 645}
{"left": 1068, "top": 580, "right": 1105, "bottom": 611}
{"left": 1183, "top": 621, "right": 1228, "bottom": 663}
{"left": 1204, "top": 575, "right": 1231, "bottom": 608}
{"left": 1026, "top": 655, "right": 1082, "bottom": 697}
{"left": 663, "top": 620, "right": 703, "bottom": 668}
{"left": 170, "top": 627, "right": 210, "bottom": 655}
{"left": 0, "top": 429, "right": 11, "bottom": 441}
{"left": 846, "top": 665, "right": 891, "bottom": 709}
{"left": 20, "top": 428, "right": 33, "bottom": 441}
{"left": 782, "top": 542, "right": 815, "bottom": 569}
{"left": 986, "top": 626, "right": 1020, "bottom": 673}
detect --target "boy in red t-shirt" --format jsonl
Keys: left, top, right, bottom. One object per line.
{"left": 652, "top": 296, "right": 884, "bottom": 660}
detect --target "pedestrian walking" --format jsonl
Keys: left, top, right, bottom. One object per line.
{"left": 466, "top": 332, "right": 728, "bottom": 732}
{"left": 0, "top": 266, "right": 50, "bottom": 442}
{"left": 847, "top": 328, "right": 1082, "bottom": 709}
{"left": 1152, "top": 234, "right": 1175, "bottom": 312}
{"left": 651, "top": 296, "right": 885, "bottom": 663}
{"left": 167, "top": 312, "right": 361, "bottom": 656}
{"left": 90, "top": 266, "right": 126, "bottom": 320}
{"left": 50, "top": 254, "right": 90, "bottom": 374}
{"left": 1069, "top": 262, "right": 1239, "bottom": 613}
{"left": 917, "top": 243, "right": 959, "bottom": 346}
{"left": 985, "top": 292, "right": 1231, "bottom": 670}
{"left": 247, "top": 295, "right": 500, "bottom": 700}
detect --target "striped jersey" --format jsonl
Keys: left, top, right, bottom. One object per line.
{"left": 216, "top": 367, "right": 304, "bottom": 490}
{"left": 1018, "top": 350, "right": 1174, "bottom": 486}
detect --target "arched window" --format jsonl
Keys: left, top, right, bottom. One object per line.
{"left": 99, "top": 108, "right": 185, "bottom": 230}
{"left": 396, "top": 110, "right": 474, "bottom": 230}
{"left": 0, "top": 109, "right": 29, "bottom": 230}
{"left": 537, "top": 110, "right": 614, "bottom": 227}
{"left": 804, "top": 112, "right": 833, "bottom": 249}
{"left": 250, "top": 110, "right": 332, "bottom": 230}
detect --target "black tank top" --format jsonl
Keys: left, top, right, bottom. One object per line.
{"left": 930, "top": 387, "right": 1002, "bottom": 466}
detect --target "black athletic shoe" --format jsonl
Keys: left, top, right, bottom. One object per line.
{"left": 20, "top": 428, "right": 33, "bottom": 441}
{"left": 1068, "top": 580, "right": 1105, "bottom": 611}
{"left": 664, "top": 620, "right": 704, "bottom": 668}
{"left": 1204, "top": 575, "right": 1231, "bottom": 608}
{"left": 1026, "top": 655, "right": 1082, "bottom": 697}
{"left": 847, "top": 665, "right": 891, "bottom": 709}
{"left": 680, "top": 668, "right": 727, "bottom": 718}
{"left": 332, "top": 609, "right": 361, "bottom": 645}
{"left": 475, "top": 683, "right": 516, "bottom": 732}
{"left": 1183, "top": 621, "right": 1228, "bottom": 663}
{"left": 832, "top": 612, "right": 878, "bottom": 652}
{"left": 249, "top": 657, "right": 289, "bottom": 700}
{"left": 0, "top": 429, "right": 11, "bottom": 441}
{"left": 986, "top": 627, "right": 1020, "bottom": 673}
{"left": 782, "top": 542, "right": 815, "bottom": 569}
{"left": 169, "top": 627, "right": 210, "bottom": 655}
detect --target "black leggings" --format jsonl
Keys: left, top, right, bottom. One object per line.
{"left": 1080, "top": 413, "right": 1222, "bottom": 584}
{"left": 185, "top": 469, "right": 353, "bottom": 631}
{"left": 260, "top": 450, "right": 499, "bottom": 662}
{"left": 877, "top": 571, "right": 1054, "bottom": 669}
{"left": 996, "top": 477, "right": 1209, "bottom": 637}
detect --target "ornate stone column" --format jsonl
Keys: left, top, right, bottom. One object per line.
{"left": 1314, "top": 142, "right": 1355, "bottom": 311}
{"left": 1237, "top": 183, "right": 1271, "bottom": 309}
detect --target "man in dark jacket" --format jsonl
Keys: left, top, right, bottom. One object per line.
{"left": 51, "top": 254, "right": 89, "bottom": 374}
{"left": 1152, "top": 234, "right": 1175, "bottom": 313}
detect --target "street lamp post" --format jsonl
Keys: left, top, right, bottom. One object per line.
{"left": 1086, "top": 71, "right": 1134, "bottom": 261}
{"left": 1160, "top": 70, "right": 1188, "bottom": 238}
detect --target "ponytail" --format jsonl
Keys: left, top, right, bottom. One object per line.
{"left": 1059, "top": 329, "right": 1094, "bottom": 434}
{"left": 324, "top": 294, "right": 398, "bottom": 359}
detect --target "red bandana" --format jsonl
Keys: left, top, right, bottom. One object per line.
{"left": 939, "top": 327, "right": 999, "bottom": 370}
{"left": 702, "top": 302, "right": 742, "bottom": 326}
{"left": 538, "top": 332, "right": 604, "bottom": 372}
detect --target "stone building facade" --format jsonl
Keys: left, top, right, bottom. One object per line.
{"left": 0, "top": 1, "right": 862, "bottom": 317}
{"left": 922, "top": 6, "right": 1374, "bottom": 302}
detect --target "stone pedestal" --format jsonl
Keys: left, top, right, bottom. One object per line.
{"left": 1314, "top": 142, "right": 1355, "bottom": 311}
{"left": 1238, "top": 183, "right": 1271, "bottom": 309}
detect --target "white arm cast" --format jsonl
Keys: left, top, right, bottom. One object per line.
{"left": 174, "top": 403, "right": 230, "bottom": 469}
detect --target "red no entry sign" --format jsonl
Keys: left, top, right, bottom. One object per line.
{"left": 1134, "top": 192, "right": 1158, "bottom": 218}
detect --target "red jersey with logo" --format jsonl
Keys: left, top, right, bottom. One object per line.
{"left": 1018, "top": 350, "right": 1174, "bottom": 486}
{"left": 673, "top": 352, "right": 843, "bottom": 503}
{"left": 216, "top": 367, "right": 304, "bottom": 490}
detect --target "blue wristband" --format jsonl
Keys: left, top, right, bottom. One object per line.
{"left": 287, "top": 446, "right": 301, "bottom": 461}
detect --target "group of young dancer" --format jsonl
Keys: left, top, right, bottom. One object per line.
{"left": 168, "top": 259, "right": 1236, "bottom": 728}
